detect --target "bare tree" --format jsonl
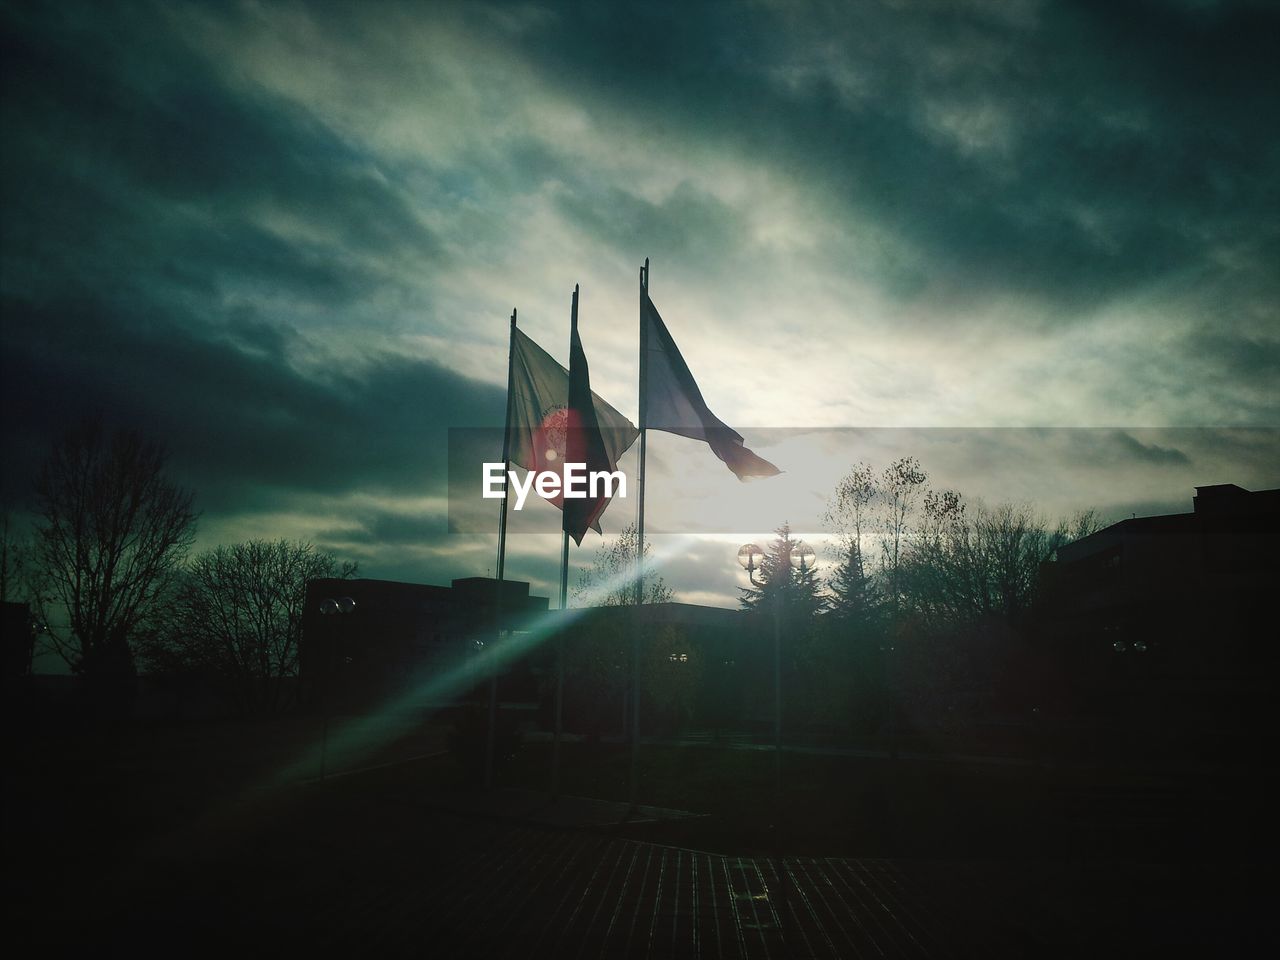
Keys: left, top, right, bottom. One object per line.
{"left": 903, "top": 501, "right": 1104, "bottom": 629}
{"left": 572, "top": 521, "right": 672, "bottom": 608}
{"left": 879, "top": 456, "right": 929, "bottom": 610}
{"left": 825, "top": 461, "right": 877, "bottom": 556}
{"left": 822, "top": 455, "right": 1110, "bottom": 729}
{"left": 150, "top": 539, "right": 357, "bottom": 713}
{"left": 32, "top": 420, "right": 197, "bottom": 684}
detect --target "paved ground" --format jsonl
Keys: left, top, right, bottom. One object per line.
{"left": 61, "top": 802, "right": 963, "bottom": 956}
{"left": 20, "top": 770, "right": 1264, "bottom": 956}
{"left": 374, "top": 825, "right": 958, "bottom": 958}
{"left": 9, "top": 719, "right": 1272, "bottom": 955}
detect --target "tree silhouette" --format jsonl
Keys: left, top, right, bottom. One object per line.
{"left": 825, "top": 460, "right": 876, "bottom": 560}
{"left": 878, "top": 456, "right": 928, "bottom": 612}
{"left": 903, "top": 500, "right": 1103, "bottom": 629}
{"left": 821, "top": 458, "right": 1107, "bottom": 729}
{"left": 142, "top": 539, "right": 356, "bottom": 713}
{"left": 818, "top": 539, "right": 890, "bottom": 733}
{"left": 739, "top": 522, "right": 825, "bottom": 623}
{"left": 32, "top": 419, "right": 196, "bottom": 699}
{"left": 827, "top": 538, "right": 879, "bottom": 626}
{"left": 572, "top": 521, "right": 672, "bottom": 607}
{"left": 739, "top": 524, "right": 827, "bottom": 731}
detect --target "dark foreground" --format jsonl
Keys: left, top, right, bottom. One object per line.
{"left": 5, "top": 717, "right": 1273, "bottom": 956}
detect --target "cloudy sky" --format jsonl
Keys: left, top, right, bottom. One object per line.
{"left": 3, "top": 0, "right": 1277, "bottom": 612}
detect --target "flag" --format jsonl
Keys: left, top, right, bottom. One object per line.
{"left": 562, "top": 306, "right": 615, "bottom": 545}
{"left": 508, "top": 326, "right": 638, "bottom": 531}
{"left": 641, "top": 292, "right": 780, "bottom": 480}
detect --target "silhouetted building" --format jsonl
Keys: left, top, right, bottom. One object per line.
{"left": 556, "top": 602, "right": 744, "bottom": 736}
{"left": 1041, "top": 484, "right": 1279, "bottom": 722}
{"left": 299, "top": 576, "right": 746, "bottom": 733}
{"left": 300, "top": 576, "right": 550, "bottom": 712}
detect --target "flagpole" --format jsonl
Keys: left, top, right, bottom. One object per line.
{"left": 631, "top": 258, "right": 649, "bottom": 808}
{"left": 553, "top": 528, "right": 567, "bottom": 796}
{"left": 554, "top": 286, "right": 579, "bottom": 797}
{"left": 487, "top": 307, "right": 517, "bottom": 791}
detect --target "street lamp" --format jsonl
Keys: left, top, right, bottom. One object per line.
{"left": 737, "top": 543, "right": 764, "bottom": 580}
{"left": 318, "top": 595, "right": 356, "bottom": 781}
{"left": 780, "top": 539, "right": 817, "bottom": 758}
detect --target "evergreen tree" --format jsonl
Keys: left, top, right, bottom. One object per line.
{"left": 739, "top": 522, "right": 826, "bottom": 624}
{"left": 740, "top": 525, "right": 827, "bottom": 730}
{"left": 827, "top": 538, "right": 879, "bottom": 627}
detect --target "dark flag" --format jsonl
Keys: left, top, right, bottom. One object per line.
{"left": 508, "top": 327, "right": 637, "bottom": 476}
{"left": 563, "top": 298, "right": 616, "bottom": 545}
{"left": 641, "top": 292, "right": 780, "bottom": 480}
{"left": 506, "top": 326, "right": 638, "bottom": 534}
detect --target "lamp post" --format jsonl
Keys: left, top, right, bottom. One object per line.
{"left": 739, "top": 538, "right": 815, "bottom": 933}
{"left": 318, "top": 595, "right": 356, "bottom": 781}
{"left": 737, "top": 543, "right": 770, "bottom": 753}
{"left": 783, "top": 540, "right": 816, "bottom": 753}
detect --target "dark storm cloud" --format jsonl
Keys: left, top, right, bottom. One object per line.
{"left": 555, "top": 181, "right": 742, "bottom": 266}
{"left": 2, "top": 4, "right": 438, "bottom": 256}
{"left": 1099, "top": 430, "right": 1191, "bottom": 467}
{"left": 315, "top": 510, "right": 448, "bottom": 548}
{"left": 1186, "top": 330, "right": 1280, "bottom": 384}
{"left": 0, "top": 2, "right": 473, "bottom": 521}
{"left": 0, "top": 292, "right": 504, "bottom": 512}
{"left": 510, "top": 0, "right": 1280, "bottom": 312}
{"left": 2, "top": 1, "right": 439, "bottom": 321}
{"left": 946, "top": 428, "right": 1192, "bottom": 477}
